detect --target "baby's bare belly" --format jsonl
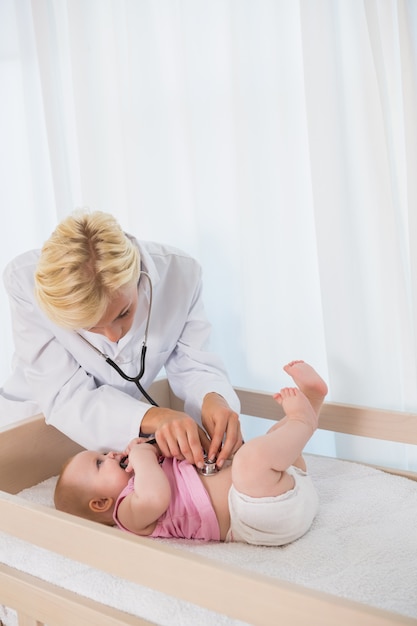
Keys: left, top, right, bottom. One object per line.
{"left": 199, "top": 461, "right": 233, "bottom": 540}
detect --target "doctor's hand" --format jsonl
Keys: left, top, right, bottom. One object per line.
{"left": 140, "top": 407, "right": 211, "bottom": 469}
{"left": 201, "top": 393, "right": 243, "bottom": 468}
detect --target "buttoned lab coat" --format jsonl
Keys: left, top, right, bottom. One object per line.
{"left": 0, "top": 239, "right": 240, "bottom": 450}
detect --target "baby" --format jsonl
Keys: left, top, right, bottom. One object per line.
{"left": 54, "top": 361, "right": 327, "bottom": 546}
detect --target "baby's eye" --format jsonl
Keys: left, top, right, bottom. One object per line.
{"left": 96, "top": 458, "right": 103, "bottom": 468}
{"left": 119, "top": 308, "right": 130, "bottom": 319}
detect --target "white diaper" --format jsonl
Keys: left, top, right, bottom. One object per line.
{"left": 225, "top": 466, "right": 319, "bottom": 546}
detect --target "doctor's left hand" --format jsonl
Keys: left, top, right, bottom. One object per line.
{"left": 201, "top": 393, "right": 243, "bottom": 468}
{"left": 140, "top": 407, "right": 211, "bottom": 469}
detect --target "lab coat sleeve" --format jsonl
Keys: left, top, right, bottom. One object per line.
{"left": 164, "top": 269, "right": 240, "bottom": 422}
{"left": 3, "top": 262, "right": 152, "bottom": 451}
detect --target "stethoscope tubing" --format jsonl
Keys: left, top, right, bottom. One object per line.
{"left": 105, "top": 344, "right": 158, "bottom": 406}
{"left": 76, "top": 271, "right": 159, "bottom": 407}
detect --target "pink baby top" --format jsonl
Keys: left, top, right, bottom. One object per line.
{"left": 113, "top": 457, "right": 220, "bottom": 541}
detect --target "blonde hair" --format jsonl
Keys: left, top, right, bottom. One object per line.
{"left": 35, "top": 210, "right": 140, "bottom": 329}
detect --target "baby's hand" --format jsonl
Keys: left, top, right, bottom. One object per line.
{"left": 124, "top": 437, "right": 147, "bottom": 455}
{"left": 123, "top": 437, "right": 161, "bottom": 473}
{"left": 120, "top": 437, "right": 149, "bottom": 473}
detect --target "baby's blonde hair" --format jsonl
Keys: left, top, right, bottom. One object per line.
{"left": 35, "top": 210, "right": 140, "bottom": 329}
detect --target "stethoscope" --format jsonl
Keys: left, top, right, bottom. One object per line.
{"left": 76, "top": 271, "right": 159, "bottom": 407}
{"left": 77, "top": 271, "right": 219, "bottom": 476}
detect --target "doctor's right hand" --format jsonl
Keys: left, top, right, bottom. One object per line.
{"left": 139, "top": 407, "right": 211, "bottom": 469}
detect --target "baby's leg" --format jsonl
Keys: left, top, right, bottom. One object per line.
{"left": 282, "top": 360, "right": 328, "bottom": 415}
{"left": 232, "top": 387, "right": 317, "bottom": 498}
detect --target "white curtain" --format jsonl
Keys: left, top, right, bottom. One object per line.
{"left": 1, "top": 0, "right": 416, "bottom": 469}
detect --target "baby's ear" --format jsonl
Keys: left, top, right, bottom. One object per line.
{"left": 89, "top": 497, "right": 113, "bottom": 513}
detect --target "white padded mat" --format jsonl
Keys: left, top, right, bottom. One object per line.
{"left": 1, "top": 454, "right": 417, "bottom": 625}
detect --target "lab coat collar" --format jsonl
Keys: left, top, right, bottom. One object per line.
{"left": 132, "top": 237, "right": 161, "bottom": 288}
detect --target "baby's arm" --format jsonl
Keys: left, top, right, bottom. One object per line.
{"left": 117, "top": 443, "right": 171, "bottom": 535}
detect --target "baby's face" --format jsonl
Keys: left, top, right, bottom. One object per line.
{"left": 66, "top": 450, "right": 130, "bottom": 499}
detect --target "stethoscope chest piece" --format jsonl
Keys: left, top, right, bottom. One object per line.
{"left": 197, "top": 459, "right": 219, "bottom": 476}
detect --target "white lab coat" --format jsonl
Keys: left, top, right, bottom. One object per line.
{"left": 0, "top": 239, "right": 240, "bottom": 450}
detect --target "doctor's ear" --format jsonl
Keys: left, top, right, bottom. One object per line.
{"left": 89, "top": 497, "right": 114, "bottom": 513}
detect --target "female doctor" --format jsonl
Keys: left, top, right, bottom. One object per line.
{"left": 0, "top": 211, "right": 242, "bottom": 470}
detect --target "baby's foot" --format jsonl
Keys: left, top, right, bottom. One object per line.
{"left": 283, "top": 360, "right": 327, "bottom": 415}
{"left": 274, "top": 387, "right": 318, "bottom": 432}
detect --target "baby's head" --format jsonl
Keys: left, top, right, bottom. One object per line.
{"left": 54, "top": 450, "right": 130, "bottom": 525}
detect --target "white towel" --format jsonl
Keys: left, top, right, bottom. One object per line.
{"left": 1, "top": 455, "right": 417, "bottom": 625}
